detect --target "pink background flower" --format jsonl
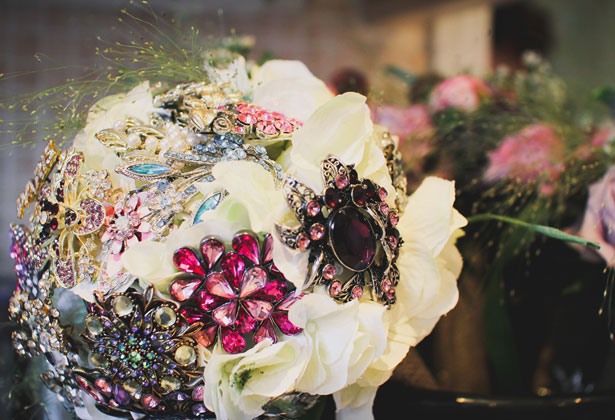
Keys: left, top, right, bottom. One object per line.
{"left": 429, "top": 74, "right": 492, "bottom": 112}
{"left": 484, "top": 123, "right": 565, "bottom": 187}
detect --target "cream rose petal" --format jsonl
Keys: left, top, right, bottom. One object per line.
{"left": 398, "top": 177, "right": 467, "bottom": 257}
{"left": 251, "top": 60, "right": 333, "bottom": 121}
{"left": 290, "top": 92, "right": 373, "bottom": 192}
{"left": 333, "top": 384, "right": 378, "bottom": 420}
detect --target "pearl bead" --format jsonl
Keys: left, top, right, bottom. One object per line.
{"left": 171, "top": 138, "right": 186, "bottom": 152}
{"left": 113, "top": 120, "right": 126, "bottom": 132}
{"left": 158, "top": 137, "right": 172, "bottom": 151}
{"left": 186, "top": 133, "right": 199, "bottom": 146}
{"left": 125, "top": 133, "right": 142, "bottom": 148}
{"left": 144, "top": 136, "right": 159, "bottom": 151}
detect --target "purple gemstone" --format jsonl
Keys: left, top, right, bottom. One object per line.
{"left": 192, "top": 403, "right": 209, "bottom": 416}
{"left": 173, "top": 248, "right": 205, "bottom": 276}
{"left": 167, "top": 391, "right": 189, "bottom": 401}
{"left": 200, "top": 238, "right": 225, "bottom": 270}
{"left": 324, "top": 187, "right": 344, "bottom": 209}
{"left": 192, "top": 384, "right": 205, "bottom": 401}
{"left": 329, "top": 207, "right": 376, "bottom": 271}
{"left": 233, "top": 233, "right": 260, "bottom": 265}
{"left": 351, "top": 185, "right": 368, "bottom": 206}
{"left": 113, "top": 384, "right": 131, "bottom": 405}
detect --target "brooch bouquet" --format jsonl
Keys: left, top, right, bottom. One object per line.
{"left": 6, "top": 34, "right": 466, "bottom": 419}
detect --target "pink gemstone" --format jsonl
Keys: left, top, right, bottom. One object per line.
{"left": 274, "top": 119, "right": 294, "bottom": 133}
{"left": 309, "top": 223, "right": 325, "bottom": 241}
{"left": 378, "top": 187, "right": 388, "bottom": 201}
{"left": 243, "top": 299, "right": 274, "bottom": 321}
{"left": 389, "top": 212, "right": 399, "bottom": 227}
{"left": 258, "top": 111, "right": 274, "bottom": 121}
{"left": 382, "top": 279, "right": 392, "bottom": 293}
{"left": 94, "top": 378, "right": 112, "bottom": 395}
{"left": 200, "top": 238, "right": 225, "bottom": 270}
{"left": 195, "top": 290, "right": 225, "bottom": 311}
{"left": 329, "top": 281, "right": 342, "bottom": 297}
{"left": 335, "top": 174, "right": 349, "bottom": 189}
{"left": 272, "top": 312, "right": 302, "bottom": 335}
{"left": 234, "top": 308, "right": 257, "bottom": 333}
{"left": 220, "top": 253, "right": 245, "bottom": 290}
{"left": 289, "top": 118, "right": 302, "bottom": 127}
{"left": 388, "top": 235, "right": 398, "bottom": 249}
{"left": 351, "top": 286, "right": 363, "bottom": 300}
{"left": 194, "top": 325, "right": 218, "bottom": 347}
{"left": 170, "top": 278, "right": 202, "bottom": 302}
{"left": 212, "top": 301, "right": 237, "bottom": 327}
{"left": 379, "top": 202, "right": 390, "bottom": 216}
{"left": 257, "top": 121, "right": 277, "bottom": 135}
{"left": 238, "top": 112, "right": 257, "bottom": 125}
{"left": 173, "top": 248, "right": 205, "bottom": 276}
{"left": 254, "top": 319, "right": 277, "bottom": 344}
{"left": 232, "top": 233, "right": 260, "bottom": 265}
{"left": 240, "top": 266, "right": 268, "bottom": 298}
{"left": 205, "top": 272, "right": 236, "bottom": 299}
{"left": 235, "top": 103, "right": 248, "bottom": 112}
{"left": 221, "top": 327, "right": 246, "bottom": 353}
{"left": 297, "top": 233, "right": 311, "bottom": 251}
{"left": 262, "top": 234, "right": 274, "bottom": 263}
{"left": 252, "top": 279, "right": 287, "bottom": 302}
{"left": 141, "top": 394, "right": 160, "bottom": 410}
{"left": 192, "top": 384, "right": 205, "bottom": 401}
{"left": 179, "top": 307, "right": 210, "bottom": 324}
{"left": 306, "top": 200, "right": 321, "bottom": 217}
{"left": 385, "top": 286, "right": 396, "bottom": 300}
{"left": 322, "top": 264, "right": 336, "bottom": 280}
{"left": 277, "top": 292, "right": 303, "bottom": 311}
{"left": 235, "top": 126, "right": 245, "bottom": 134}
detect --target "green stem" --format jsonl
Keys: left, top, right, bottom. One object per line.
{"left": 467, "top": 213, "right": 600, "bottom": 250}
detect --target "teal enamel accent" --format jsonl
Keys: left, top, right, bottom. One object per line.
{"left": 193, "top": 193, "right": 222, "bottom": 224}
{"left": 128, "top": 163, "right": 172, "bottom": 176}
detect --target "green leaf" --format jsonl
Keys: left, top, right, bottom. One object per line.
{"left": 467, "top": 213, "right": 600, "bottom": 250}
{"left": 384, "top": 65, "right": 416, "bottom": 85}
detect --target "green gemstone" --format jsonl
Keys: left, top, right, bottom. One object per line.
{"left": 118, "top": 344, "right": 126, "bottom": 351}
{"left": 160, "top": 376, "right": 181, "bottom": 394}
{"left": 85, "top": 316, "right": 103, "bottom": 335}
{"left": 129, "top": 351, "right": 142, "bottom": 363}
{"left": 154, "top": 306, "right": 177, "bottom": 328}
{"left": 112, "top": 296, "right": 134, "bottom": 317}
{"left": 123, "top": 380, "right": 142, "bottom": 393}
{"left": 174, "top": 345, "right": 196, "bottom": 366}
{"left": 90, "top": 353, "right": 108, "bottom": 368}
{"left": 128, "top": 337, "right": 137, "bottom": 345}
{"left": 146, "top": 352, "right": 155, "bottom": 360}
{"left": 142, "top": 361, "right": 150, "bottom": 368}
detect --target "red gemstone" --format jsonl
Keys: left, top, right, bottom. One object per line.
{"left": 194, "top": 325, "right": 218, "bottom": 347}
{"left": 306, "top": 200, "right": 321, "bottom": 217}
{"left": 329, "top": 207, "right": 376, "bottom": 271}
{"left": 363, "top": 180, "right": 376, "bottom": 199}
{"left": 205, "top": 272, "right": 236, "bottom": 299}
{"left": 254, "top": 319, "right": 277, "bottom": 344}
{"left": 220, "top": 253, "right": 245, "bottom": 290}
{"left": 200, "top": 238, "right": 225, "bottom": 270}
{"left": 324, "top": 187, "right": 345, "bottom": 208}
{"left": 95, "top": 377, "right": 112, "bottom": 395}
{"left": 253, "top": 279, "right": 288, "bottom": 302}
{"left": 309, "top": 223, "right": 325, "bottom": 241}
{"left": 179, "top": 307, "right": 209, "bottom": 324}
{"left": 221, "top": 328, "right": 246, "bottom": 353}
{"left": 322, "top": 264, "right": 337, "bottom": 280}
{"left": 329, "top": 281, "right": 342, "bottom": 297}
{"left": 335, "top": 174, "right": 349, "bottom": 189}
{"left": 170, "top": 278, "right": 202, "bottom": 302}
{"left": 240, "top": 266, "right": 267, "bottom": 298}
{"left": 262, "top": 234, "right": 274, "bottom": 264}
{"left": 232, "top": 234, "right": 260, "bottom": 265}
{"left": 235, "top": 308, "right": 257, "bottom": 333}
{"left": 195, "top": 290, "right": 225, "bottom": 311}
{"left": 141, "top": 394, "right": 160, "bottom": 410}
{"left": 351, "top": 185, "right": 367, "bottom": 206}
{"left": 212, "top": 301, "right": 238, "bottom": 327}
{"left": 272, "top": 312, "right": 302, "bottom": 335}
{"left": 173, "top": 248, "right": 205, "bottom": 276}
{"left": 243, "top": 299, "right": 274, "bottom": 321}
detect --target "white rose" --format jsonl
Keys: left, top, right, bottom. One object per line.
{"left": 203, "top": 337, "right": 310, "bottom": 420}
{"left": 206, "top": 55, "right": 252, "bottom": 96}
{"left": 251, "top": 60, "right": 333, "bottom": 121}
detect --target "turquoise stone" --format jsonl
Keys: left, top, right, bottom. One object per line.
{"left": 127, "top": 163, "right": 173, "bottom": 176}
{"left": 193, "top": 193, "right": 222, "bottom": 224}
